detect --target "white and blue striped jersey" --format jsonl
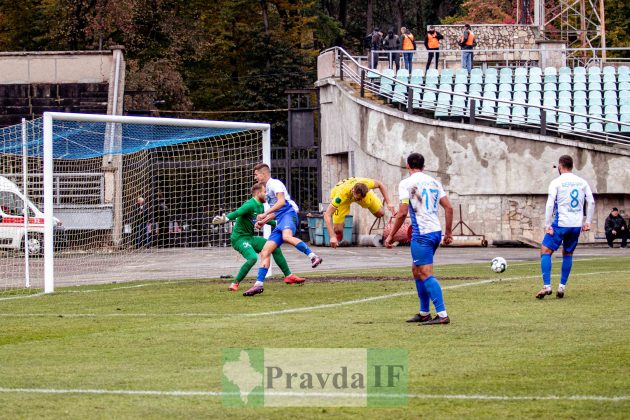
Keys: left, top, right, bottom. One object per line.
{"left": 399, "top": 171, "right": 446, "bottom": 236}
{"left": 266, "top": 178, "right": 299, "bottom": 218}
{"left": 545, "top": 172, "right": 595, "bottom": 228}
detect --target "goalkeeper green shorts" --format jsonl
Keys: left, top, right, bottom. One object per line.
{"left": 232, "top": 236, "right": 267, "bottom": 259}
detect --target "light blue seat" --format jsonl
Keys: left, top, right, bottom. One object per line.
{"left": 367, "top": 70, "right": 380, "bottom": 79}
{"left": 558, "top": 90, "right": 572, "bottom": 100}
{"left": 471, "top": 68, "right": 483, "bottom": 77}
{"left": 543, "top": 90, "right": 557, "bottom": 101}
{"left": 573, "top": 74, "right": 587, "bottom": 84}
{"left": 469, "top": 83, "right": 482, "bottom": 94}
{"left": 620, "top": 81, "right": 630, "bottom": 91}
{"left": 496, "top": 105, "right": 511, "bottom": 125}
{"left": 451, "top": 95, "right": 468, "bottom": 116}
{"left": 605, "top": 122, "right": 619, "bottom": 133}
{"left": 499, "top": 74, "right": 512, "bottom": 84}
{"left": 514, "top": 67, "right": 528, "bottom": 77}
{"left": 513, "top": 91, "right": 527, "bottom": 103}
{"left": 543, "top": 98, "right": 557, "bottom": 108}
{"left": 454, "top": 83, "right": 467, "bottom": 93}
{"left": 559, "top": 66, "right": 571, "bottom": 75}
{"left": 500, "top": 68, "right": 513, "bottom": 77}
{"left": 620, "top": 105, "right": 630, "bottom": 114}
{"left": 435, "top": 92, "right": 452, "bottom": 117}
{"left": 485, "top": 67, "right": 498, "bottom": 77}
{"left": 589, "top": 82, "right": 602, "bottom": 92}
{"left": 604, "top": 96, "right": 618, "bottom": 107}
{"left": 527, "top": 106, "right": 541, "bottom": 124}
{"left": 619, "top": 74, "right": 630, "bottom": 83}
{"left": 499, "top": 82, "right": 512, "bottom": 92}
{"left": 514, "top": 75, "right": 528, "bottom": 84}
{"left": 603, "top": 66, "right": 616, "bottom": 75}
{"left": 604, "top": 105, "right": 619, "bottom": 115}
{"left": 589, "top": 93, "right": 603, "bottom": 107}
{"left": 558, "top": 82, "right": 571, "bottom": 91}
{"left": 588, "top": 66, "right": 601, "bottom": 76}
{"left": 512, "top": 105, "right": 526, "bottom": 124}
{"left": 425, "top": 68, "right": 439, "bottom": 85}
{"left": 440, "top": 74, "right": 453, "bottom": 85}
{"left": 380, "top": 69, "right": 396, "bottom": 86}
{"left": 470, "top": 73, "right": 483, "bottom": 84}
{"left": 455, "top": 69, "right": 468, "bottom": 84}
{"left": 574, "top": 90, "right": 587, "bottom": 100}
{"left": 485, "top": 74, "right": 498, "bottom": 84}
{"left": 574, "top": 122, "right": 588, "bottom": 132}
{"left": 529, "top": 91, "right": 542, "bottom": 103}
{"left": 544, "top": 67, "right": 557, "bottom": 84}
{"left": 546, "top": 109, "right": 557, "bottom": 124}
{"left": 439, "top": 83, "right": 453, "bottom": 92}
{"left": 529, "top": 74, "right": 542, "bottom": 84}
{"left": 574, "top": 97, "right": 587, "bottom": 107}
{"left": 603, "top": 74, "right": 616, "bottom": 84}
{"left": 396, "top": 69, "right": 410, "bottom": 82}
{"left": 589, "top": 105, "right": 603, "bottom": 116}
{"left": 498, "top": 91, "right": 512, "bottom": 102}
{"left": 558, "top": 97, "right": 572, "bottom": 108}
{"left": 588, "top": 74, "right": 602, "bottom": 84}
{"left": 392, "top": 83, "right": 408, "bottom": 104}
{"left": 529, "top": 83, "right": 542, "bottom": 92}
{"left": 620, "top": 114, "right": 630, "bottom": 132}
{"left": 558, "top": 74, "right": 572, "bottom": 84}
{"left": 514, "top": 83, "right": 527, "bottom": 92}
{"left": 621, "top": 97, "right": 630, "bottom": 107}
{"left": 412, "top": 88, "right": 422, "bottom": 108}
{"left": 481, "top": 92, "right": 496, "bottom": 116}
{"left": 410, "top": 69, "right": 424, "bottom": 84}
{"left": 589, "top": 122, "right": 604, "bottom": 132}
{"left": 619, "top": 66, "right": 630, "bottom": 76}
{"left": 574, "top": 106, "right": 588, "bottom": 124}
{"left": 530, "top": 67, "right": 542, "bottom": 77}
{"left": 573, "top": 81, "right": 587, "bottom": 91}
{"left": 544, "top": 82, "right": 557, "bottom": 91}
{"left": 484, "top": 83, "right": 497, "bottom": 93}
{"left": 379, "top": 78, "right": 394, "bottom": 96}
{"left": 421, "top": 91, "right": 437, "bottom": 109}
{"left": 603, "top": 89, "right": 617, "bottom": 99}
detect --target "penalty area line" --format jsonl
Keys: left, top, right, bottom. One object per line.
{"left": 0, "top": 387, "right": 627, "bottom": 402}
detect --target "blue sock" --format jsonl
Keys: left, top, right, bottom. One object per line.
{"left": 560, "top": 255, "right": 573, "bottom": 286}
{"left": 541, "top": 254, "right": 552, "bottom": 287}
{"left": 423, "top": 276, "right": 446, "bottom": 313}
{"left": 256, "top": 267, "right": 269, "bottom": 283}
{"left": 295, "top": 241, "right": 312, "bottom": 256}
{"left": 415, "top": 279, "right": 431, "bottom": 313}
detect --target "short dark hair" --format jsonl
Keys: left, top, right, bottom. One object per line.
{"left": 352, "top": 183, "right": 369, "bottom": 199}
{"left": 464, "top": 23, "right": 471, "bottom": 29}
{"left": 558, "top": 155, "right": 573, "bottom": 170}
{"left": 251, "top": 182, "right": 265, "bottom": 195}
{"left": 253, "top": 163, "right": 270, "bottom": 173}
{"left": 407, "top": 153, "right": 425, "bottom": 170}
{"left": 612, "top": 207, "right": 619, "bottom": 212}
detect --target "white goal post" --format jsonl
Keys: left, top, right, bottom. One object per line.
{"left": 40, "top": 112, "right": 271, "bottom": 294}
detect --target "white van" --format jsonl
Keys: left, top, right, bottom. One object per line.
{"left": 0, "top": 176, "right": 65, "bottom": 256}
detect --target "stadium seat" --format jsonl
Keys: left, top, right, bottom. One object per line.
{"left": 619, "top": 66, "right": 630, "bottom": 76}
{"left": 588, "top": 66, "right": 601, "bottom": 76}
{"left": 620, "top": 105, "right": 630, "bottom": 115}
{"left": 574, "top": 90, "right": 587, "bottom": 100}
{"left": 543, "top": 90, "right": 557, "bottom": 101}
{"left": 455, "top": 69, "right": 468, "bottom": 83}
{"left": 589, "top": 92, "right": 603, "bottom": 107}
{"left": 620, "top": 114, "right": 630, "bottom": 132}
{"left": 573, "top": 81, "right": 587, "bottom": 91}
{"left": 454, "top": 83, "right": 467, "bottom": 93}
{"left": 545, "top": 109, "right": 557, "bottom": 124}
{"left": 512, "top": 105, "right": 526, "bottom": 124}
{"left": 514, "top": 83, "right": 527, "bottom": 92}
{"left": 496, "top": 105, "right": 511, "bottom": 125}
{"left": 558, "top": 82, "right": 571, "bottom": 91}
{"left": 425, "top": 68, "right": 439, "bottom": 85}
{"left": 528, "top": 91, "right": 542, "bottom": 104}
{"left": 544, "top": 67, "right": 557, "bottom": 83}
{"left": 588, "top": 82, "right": 602, "bottom": 91}
{"left": 588, "top": 74, "right": 602, "bottom": 84}
{"left": 619, "top": 81, "right": 630, "bottom": 91}
{"left": 412, "top": 88, "right": 422, "bottom": 108}
{"left": 603, "top": 74, "right": 616, "bottom": 84}
{"left": 485, "top": 83, "right": 498, "bottom": 93}
{"left": 603, "top": 66, "right": 616, "bottom": 75}
{"left": 619, "top": 74, "right": 630, "bottom": 83}
{"left": 485, "top": 74, "right": 498, "bottom": 85}
{"left": 471, "top": 68, "right": 483, "bottom": 77}
{"left": 498, "top": 91, "right": 512, "bottom": 102}
{"left": 573, "top": 66, "right": 586, "bottom": 75}
{"left": 574, "top": 97, "right": 587, "bottom": 107}
{"left": 514, "top": 67, "right": 527, "bottom": 77}
{"left": 410, "top": 69, "right": 424, "bottom": 85}
{"left": 470, "top": 73, "right": 483, "bottom": 84}
{"left": 544, "top": 82, "right": 557, "bottom": 91}
{"left": 451, "top": 95, "right": 468, "bottom": 116}
{"left": 529, "top": 67, "right": 542, "bottom": 77}
{"left": 367, "top": 70, "right": 380, "bottom": 79}
{"left": 484, "top": 67, "right": 498, "bottom": 77}
{"left": 513, "top": 75, "right": 528, "bottom": 85}
{"left": 500, "top": 68, "right": 513, "bottom": 77}
{"left": 573, "top": 74, "right": 587, "bottom": 84}
{"left": 396, "top": 69, "right": 410, "bottom": 82}
{"left": 527, "top": 106, "right": 541, "bottom": 124}
{"left": 558, "top": 97, "right": 572, "bottom": 109}
{"left": 604, "top": 96, "right": 618, "bottom": 108}
{"left": 603, "top": 89, "right": 617, "bottom": 99}
{"left": 605, "top": 122, "right": 620, "bottom": 133}
{"left": 529, "top": 83, "right": 542, "bottom": 92}
{"left": 481, "top": 92, "right": 496, "bottom": 116}
{"left": 574, "top": 122, "right": 588, "bottom": 132}
{"left": 435, "top": 92, "right": 452, "bottom": 117}
{"left": 513, "top": 91, "right": 527, "bottom": 103}
{"left": 392, "top": 83, "right": 408, "bottom": 104}
{"left": 558, "top": 74, "right": 571, "bottom": 84}
{"left": 621, "top": 97, "right": 630, "bottom": 107}
{"left": 574, "top": 106, "right": 588, "bottom": 125}
{"left": 439, "top": 84, "right": 453, "bottom": 93}
{"left": 499, "top": 82, "right": 512, "bottom": 91}
{"left": 440, "top": 70, "right": 453, "bottom": 85}
{"left": 559, "top": 66, "right": 571, "bottom": 75}
{"left": 604, "top": 104, "right": 619, "bottom": 115}
{"left": 421, "top": 90, "right": 437, "bottom": 109}
{"left": 499, "top": 74, "right": 512, "bottom": 84}
{"left": 589, "top": 122, "right": 604, "bottom": 132}
{"left": 469, "top": 83, "right": 483, "bottom": 94}
{"left": 529, "top": 74, "right": 542, "bottom": 84}
{"left": 543, "top": 97, "right": 557, "bottom": 108}
{"left": 379, "top": 73, "right": 395, "bottom": 97}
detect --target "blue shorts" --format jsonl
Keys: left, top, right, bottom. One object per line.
{"left": 410, "top": 231, "right": 442, "bottom": 266}
{"left": 542, "top": 226, "right": 581, "bottom": 252}
{"left": 268, "top": 212, "right": 298, "bottom": 246}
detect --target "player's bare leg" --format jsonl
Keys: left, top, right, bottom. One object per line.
{"left": 243, "top": 241, "right": 277, "bottom": 297}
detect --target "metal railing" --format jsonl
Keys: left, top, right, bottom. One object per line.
{"left": 324, "top": 47, "right": 630, "bottom": 149}
{"left": 0, "top": 173, "right": 105, "bottom": 206}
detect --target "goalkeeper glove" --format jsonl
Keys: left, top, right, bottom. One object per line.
{"left": 212, "top": 214, "right": 228, "bottom": 225}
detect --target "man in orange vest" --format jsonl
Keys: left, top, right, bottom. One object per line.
{"left": 400, "top": 26, "right": 415, "bottom": 72}
{"left": 458, "top": 23, "right": 476, "bottom": 72}
{"left": 424, "top": 26, "right": 444, "bottom": 71}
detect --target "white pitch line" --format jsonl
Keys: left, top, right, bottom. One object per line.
{"left": 0, "top": 387, "right": 627, "bottom": 402}
{"left": 0, "top": 293, "right": 45, "bottom": 302}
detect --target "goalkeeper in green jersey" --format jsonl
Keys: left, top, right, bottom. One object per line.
{"left": 213, "top": 182, "right": 305, "bottom": 291}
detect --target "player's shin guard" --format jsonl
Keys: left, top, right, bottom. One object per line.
{"left": 415, "top": 279, "right": 431, "bottom": 314}
{"left": 541, "top": 253, "right": 552, "bottom": 286}
{"left": 295, "top": 241, "right": 313, "bottom": 256}
{"left": 560, "top": 255, "right": 573, "bottom": 286}
{"left": 423, "top": 276, "right": 446, "bottom": 313}
{"left": 236, "top": 258, "right": 257, "bottom": 282}
{"left": 256, "top": 267, "right": 269, "bottom": 283}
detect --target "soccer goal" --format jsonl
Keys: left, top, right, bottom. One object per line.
{"left": 0, "top": 112, "right": 270, "bottom": 295}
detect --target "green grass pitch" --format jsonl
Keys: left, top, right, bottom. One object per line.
{"left": 0, "top": 256, "right": 629, "bottom": 418}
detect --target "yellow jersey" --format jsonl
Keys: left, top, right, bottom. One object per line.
{"left": 330, "top": 177, "right": 376, "bottom": 207}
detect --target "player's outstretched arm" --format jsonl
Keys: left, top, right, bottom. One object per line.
{"left": 324, "top": 204, "right": 339, "bottom": 248}
{"left": 440, "top": 196, "right": 454, "bottom": 245}
{"left": 384, "top": 202, "right": 409, "bottom": 248}
{"left": 374, "top": 180, "right": 396, "bottom": 215}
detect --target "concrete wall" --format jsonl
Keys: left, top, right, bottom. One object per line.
{"left": 316, "top": 77, "right": 630, "bottom": 243}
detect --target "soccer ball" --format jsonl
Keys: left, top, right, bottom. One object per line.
{"left": 491, "top": 257, "right": 507, "bottom": 273}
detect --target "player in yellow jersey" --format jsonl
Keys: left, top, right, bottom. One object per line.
{"left": 324, "top": 177, "right": 396, "bottom": 248}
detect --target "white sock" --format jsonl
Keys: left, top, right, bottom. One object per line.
{"left": 420, "top": 311, "right": 430, "bottom": 316}
{"left": 437, "top": 311, "right": 448, "bottom": 318}
{"left": 308, "top": 252, "right": 316, "bottom": 259}
{"left": 558, "top": 284, "right": 565, "bottom": 291}
{"left": 254, "top": 281, "right": 264, "bottom": 287}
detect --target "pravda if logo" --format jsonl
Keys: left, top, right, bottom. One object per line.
{"left": 221, "top": 348, "right": 408, "bottom": 407}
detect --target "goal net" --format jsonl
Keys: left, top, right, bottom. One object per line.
{"left": 0, "top": 113, "right": 270, "bottom": 296}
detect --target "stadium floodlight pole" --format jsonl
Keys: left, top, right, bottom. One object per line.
{"left": 42, "top": 111, "right": 271, "bottom": 294}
